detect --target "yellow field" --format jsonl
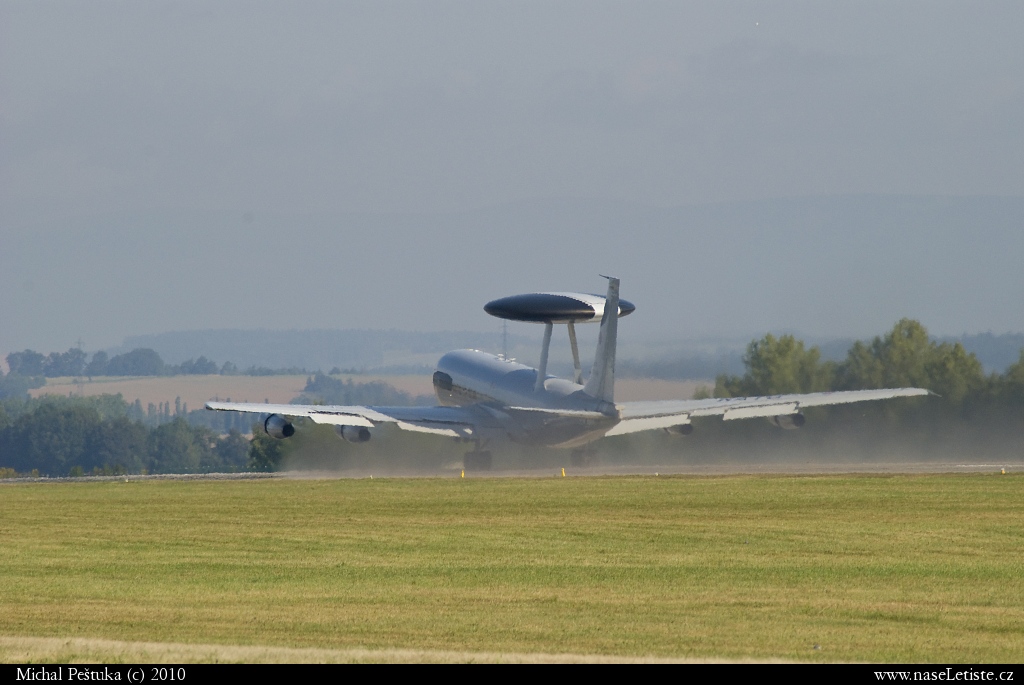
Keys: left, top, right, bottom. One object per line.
{"left": 31, "top": 374, "right": 434, "bottom": 410}
{"left": 31, "top": 375, "right": 709, "bottom": 409}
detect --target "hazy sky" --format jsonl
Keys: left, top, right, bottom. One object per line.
{"left": 2, "top": 1, "right": 1023, "bottom": 354}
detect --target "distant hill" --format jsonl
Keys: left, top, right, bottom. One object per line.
{"left": 6, "top": 194, "right": 1024, "bottom": 359}
{"left": 615, "top": 332, "right": 1024, "bottom": 380}
{"left": 107, "top": 327, "right": 1024, "bottom": 380}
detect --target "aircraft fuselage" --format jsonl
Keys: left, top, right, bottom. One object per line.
{"left": 432, "top": 349, "right": 618, "bottom": 448}
{"left": 204, "top": 278, "right": 931, "bottom": 468}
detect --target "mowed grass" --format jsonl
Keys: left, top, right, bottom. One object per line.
{"left": 1, "top": 474, "right": 1022, "bottom": 662}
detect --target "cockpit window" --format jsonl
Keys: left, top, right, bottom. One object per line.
{"left": 432, "top": 371, "right": 453, "bottom": 391}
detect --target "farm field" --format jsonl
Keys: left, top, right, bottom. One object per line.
{"left": 1, "top": 474, "right": 1022, "bottom": 663}
{"left": 30, "top": 375, "right": 709, "bottom": 409}
{"left": 29, "top": 374, "right": 433, "bottom": 410}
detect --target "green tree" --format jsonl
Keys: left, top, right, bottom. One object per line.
{"left": 297, "top": 372, "right": 421, "bottom": 405}
{"left": 835, "top": 319, "right": 985, "bottom": 404}
{"left": 715, "top": 334, "right": 834, "bottom": 397}
{"left": 924, "top": 342, "right": 985, "bottom": 404}
{"left": 147, "top": 418, "right": 215, "bottom": 473}
{"left": 248, "top": 427, "right": 287, "bottom": 472}
{"left": 43, "top": 348, "right": 87, "bottom": 377}
{"left": 0, "top": 373, "right": 44, "bottom": 400}
{"left": 86, "top": 417, "right": 148, "bottom": 473}
{"left": 106, "top": 348, "right": 165, "bottom": 376}
{"left": 215, "top": 429, "right": 251, "bottom": 471}
{"left": 836, "top": 319, "right": 932, "bottom": 390}
{"left": 6, "top": 350, "right": 46, "bottom": 376}
{"left": 996, "top": 349, "right": 1024, "bottom": 404}
{"left": 2, "top": 403, "right": 102, "bottom": 475}
{"left": 174, "top": 356, "right": 218, "bottom": 375}
{"left": 85, "top": 351, "right": 109, "bottom": 378}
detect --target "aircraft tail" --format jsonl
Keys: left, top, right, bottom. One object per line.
{"left": 583, "top": 277, "right": 619, "bottom": 403}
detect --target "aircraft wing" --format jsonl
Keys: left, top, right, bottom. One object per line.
{"left": 205, "top": 401, "right": 484, "bottom": 438}
{"left": 605, "top": 387, "right": 931, "bottom": 436}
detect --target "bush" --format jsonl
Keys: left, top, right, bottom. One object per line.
{"left": 105, "top": 348, "right": 165, "bottom": 376}
{"left": 248, "top": 427, "right": 287, "bottom": 472}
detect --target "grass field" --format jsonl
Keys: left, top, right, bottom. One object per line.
{"left": 2, "top": 474, "right": 1022, "bottom": 663}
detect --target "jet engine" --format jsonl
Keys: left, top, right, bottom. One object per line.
{"left": 770, "top": 413, "right": 806, "bottom": 430}
{"left": 264, "top": 414, "right": 295, "bottom": 439}
{"left": 335, "top": 425, "right": 371, "bottom": 443}
{"left": 664, "top": 423, "right": 694, "bottom": 436}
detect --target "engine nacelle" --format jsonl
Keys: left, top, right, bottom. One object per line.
{"left": 664, "top": 423, "right": 694, "bottom": 436}
{"left": 770, "top": 413, "right": 806, "bottom": 430}
{"left": 335, "top": 425, "right": 371, "bottom": 443}
{"left": 264, "top": 414, "right": 295, "bottom": 439}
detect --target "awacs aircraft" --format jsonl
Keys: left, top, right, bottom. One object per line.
{"left": 207, "top": 278, "right": 929, "bottom": 470}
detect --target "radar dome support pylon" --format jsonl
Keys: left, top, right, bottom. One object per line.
{"left": 536, "top": 321, "right": 553, "bottom": 392}
{"left": 483, "top": 280, "right": 634, "bottom": 393}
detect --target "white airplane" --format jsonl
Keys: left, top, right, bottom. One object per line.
{"left": 207, "top": 278, "right": 929, "bottom": 470}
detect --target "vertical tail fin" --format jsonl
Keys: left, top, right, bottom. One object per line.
{"left": 583, "top": 277, "right": 619, "bottom": 403}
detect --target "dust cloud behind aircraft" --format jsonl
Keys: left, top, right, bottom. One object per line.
{"left": 208, "top": 279, "right": 928, "bottom": 470}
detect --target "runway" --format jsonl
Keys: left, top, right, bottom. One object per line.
{"left": 3, "top": 461, "right": 1019, "bottom": 484}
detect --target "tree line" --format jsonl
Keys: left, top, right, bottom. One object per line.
{"left": 637, "top": 318, "right": 1024, "bottom": 463}
{"left": 295, "top": 372, "right": 433, "bottom": 406}
{"left": 6, "top": 347, "right": 170, "bottom": 378}
{"left": 0, "top": 347, "right": 319, "bottom": 399}
{"left": 4, "top": 319, "right": 1023, "bottom": 476}
{"left": 712, "top": 318, "right": 1024, "bottom": 406}
{"left": 0, "top": 394, "right": 257, "bottom": 477}
{"left": 0, "top": 371, "right": 431, "bottom": 477}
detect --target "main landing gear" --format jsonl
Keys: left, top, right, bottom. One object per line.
{"left": 463, "top": 441, "right": 493, "bottom": 471}
{"left": 569, "top": 448, "right": 597, "bottom": 467}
